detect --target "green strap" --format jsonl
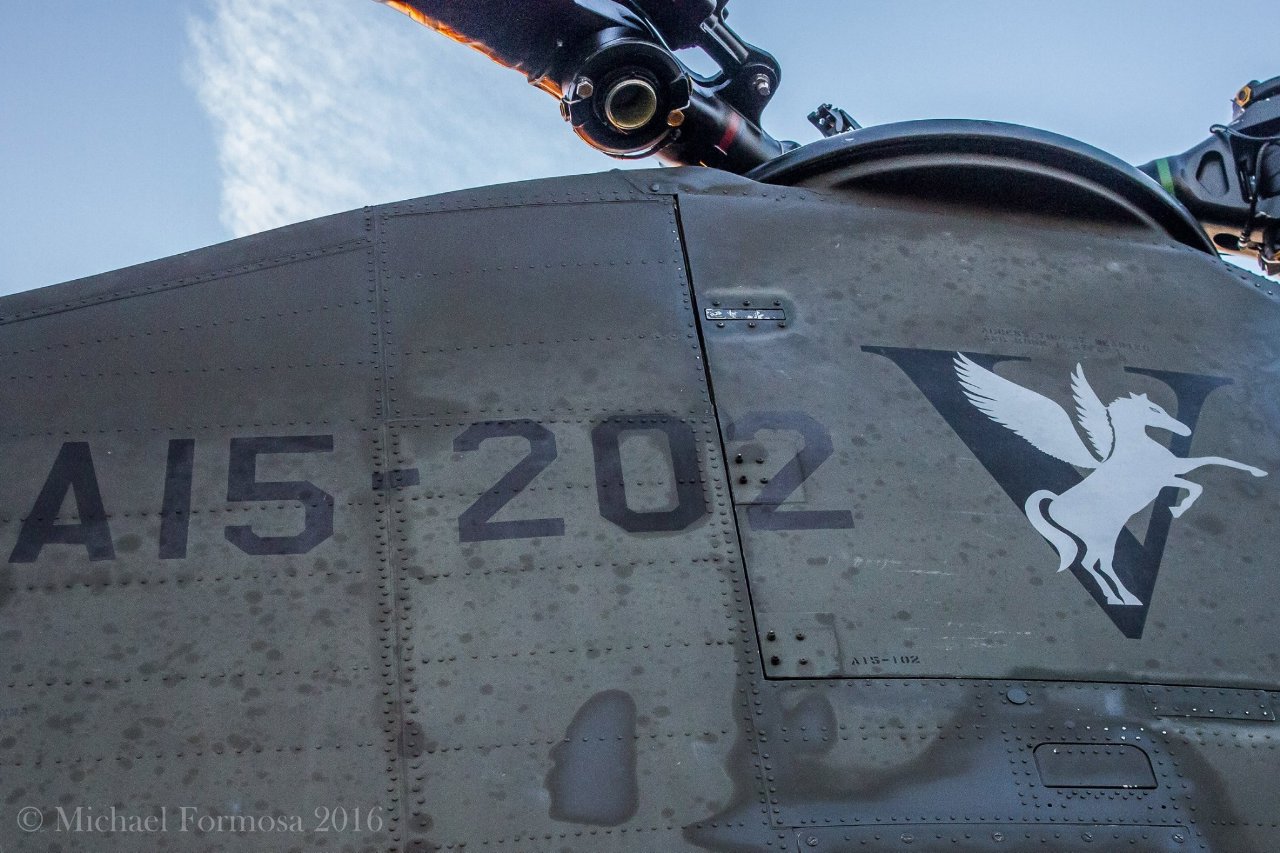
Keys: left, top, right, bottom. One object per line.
{"left": 1155, "top": 157, "right": 1176, "bottom": 195}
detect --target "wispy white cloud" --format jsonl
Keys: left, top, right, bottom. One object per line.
{"left": 187, "top": 0, "right": 628, "bottom": 236}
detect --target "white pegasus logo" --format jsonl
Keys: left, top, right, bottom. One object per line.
{"left": 955, "top": 353, "right": 1267, "bottom": 606}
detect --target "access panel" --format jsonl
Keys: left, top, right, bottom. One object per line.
{"left": 376, "top": 184, "right": 764, "bottom": 852}
{"left": 678, "top": 185, "right": 1280, "bottom": 688}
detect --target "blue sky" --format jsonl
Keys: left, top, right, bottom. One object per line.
{"left": 0, "top": 1, "right": 1271, "bottom": 295}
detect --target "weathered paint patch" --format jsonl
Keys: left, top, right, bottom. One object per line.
{"left": 546, "top": 689, "right": 638, "bottom": 827}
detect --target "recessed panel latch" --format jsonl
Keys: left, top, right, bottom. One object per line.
{"left": 703, "top": 296, "right": 788, "bottom": 329}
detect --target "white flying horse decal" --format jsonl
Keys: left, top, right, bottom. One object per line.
{"left": 954, "top": 353, "right": 1267, "bottom": 606}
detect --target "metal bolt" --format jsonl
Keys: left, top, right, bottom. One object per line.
{"left": 752, "top": 72, "right": 772, "bottom": 97}
{"left": 798, "top": 657, "right": 809, "bottom": 665}
{"left": 1172, "top": 834, "right": 1185, "bottom": 844}
{"left": 747, "top": 322, "right": 756, "bottom": 329}
{"left": 777, "top": 321, "right": 787, "bottom": 328}
{"left": 711, "top": 300, "right": 721, "bottom": 306}
{"left": 992, "top": 831, "right": 1004, "bottom": 842}
{"left": 805, "top": 836, "right": 819, "bottom": 848}
{"left": 576, "top": 77, "right": 594, "bottom": 98}
{"left": 743, "top": 300, "right": 751, "bottom": 306}
{"left": 666, "top": 109, "right": 685, "bottom": 127}
{"left": 715, "top": 321, "right": 725, "bottom": 328}
{"left": 766, "top": 631, "right": 776, "bottom": 641}
{"left": 900, "top": 833, "right": 914, "bottom": 845}
{"left": 738, "top": 475, "right": 748, "bottom": 485}
{"left": 1081, "top": 831, "right": 1093, "bottom": 842}
{"left": 1006, "top": 687, "right": 1029, "bottom": 705}
{"left": 734, "top": 454, "right": 744, "bottom": 464}
{"left": 770, "top": 655, "right": 781, "bottom": 666}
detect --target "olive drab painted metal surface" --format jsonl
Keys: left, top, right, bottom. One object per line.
{"left": 681, "top": 186, "right": 1280, "bottom": 675}
{"left": 0, "top": 166, "right": 1277, "bottom": 851}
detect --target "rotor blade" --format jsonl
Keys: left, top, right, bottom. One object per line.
{"left": 376, "top": 0, "right": 647, "bottom": 96}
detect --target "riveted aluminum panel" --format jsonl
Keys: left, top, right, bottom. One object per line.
{"left": 2, "top": 161, "right": 1276, "bottom": 853}
{"left": 678, "top": 188, "right": 1280, "bottom": 689}
{"left": 0, "top": 173, "right": 772, "bottom": 853}
{"left": 0, "top": 207, "right": 398, "bottom": 850}
{"left": 374, "top": 187, "right": 763, "bottom": 852}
